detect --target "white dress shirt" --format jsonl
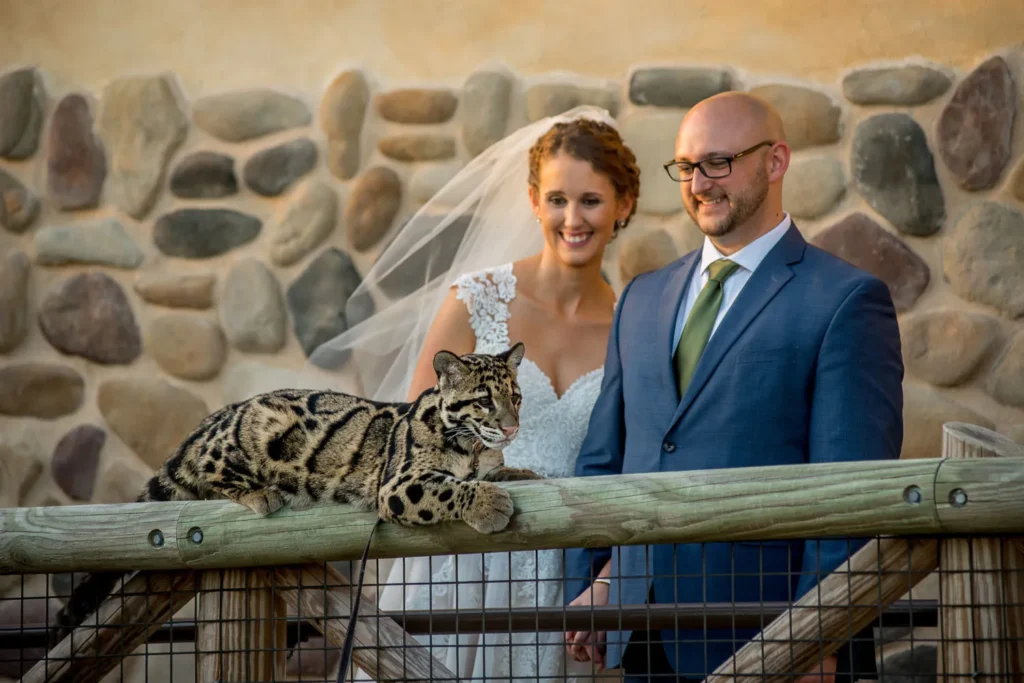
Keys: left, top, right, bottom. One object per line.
{"left": 672, "top": 213, "right": 793, "bottom": 348}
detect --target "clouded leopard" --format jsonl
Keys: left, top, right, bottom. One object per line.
{"left": 52, "top": 342, "right": 540, "bottom": 646}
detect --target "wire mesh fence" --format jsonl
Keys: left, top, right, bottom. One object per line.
{"left": 2, "top": 534, "right": 1022, "bottom": 682}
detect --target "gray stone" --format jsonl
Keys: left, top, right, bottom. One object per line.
{"left": 943, "top": 201, "right": 1024, "bottom": 318}
{"left": 34, "top": 218, "right": 144, "bottom": 268}
{"left": 409, "top": 162, "right": 463, "bottom": 203}
{"left": 461, "top": 70, "right": 512, "bottom": 157}
{"left": 525, "top": 83, "right": 619, "bottom": 121}
{"left": 99, "top": 75, "right": 188, "bottom": 219}
{"left": 378, "top": 213, "right": 472, "bottom": 299}
{"left": 287, "top": 248, "right": 368, "bottom": 358}
{"left": 345, "top": 166, "right": 401, "bottom": 250}
{"left": 193, "top": 88, "right": 310, "bottom": 142}
{"left": 747, "top": 84, "right": 841, "bottom": 150}
{"left": 46, "top": 94, "right": 107, "bottom": 210}
{"left": 320, "top": 70, "right": 370, "bottom": 180}
{"left": 243, "top": 137, "right": 317, "bottom": 196}
{"left": 782, "top": 155, "right": 846, "bottom": 219}
{"left": 1011, "top": 157, "right": 1024, "bottom": 203}
{"left": 0, "top": 426, "right": 43, "bottom": 510}
{"left": 378, "top": 134, "right": 456, "bottom": 162}
{"left": 375, "top": 88, "right": 458, "bottom": 124}
{"left": 0, "top": 363, "right": 85, "bottom": 419}
{"left": 628, "top": 67, "right": 732, "bottom": 107}
{"left": 38, "top": 271, "right": 142, "bottom": 364}
{"left": 169, "top": 151, "right": 238, "bottom": 199}
{"left": 154, "top": 208, "right": 261, "bottom": 259}
{"left": 97, "top": 377, "right": 208, "bottom": 470}
{"left": 851, "top": 112, "right": 945, "bottom": 236}
{"left": 988, "top": 333, "right": 1024, "bottom": 408}
{"left": 219, "top": 258, "right": 287, "bottom": 353}
{"left": 0, "top": 67, "right": 45, "bottom": 159}
{"left": 148, "top": 313, "right": 227, "bottom": 381}
{"left": 842, "top": 64, "right": 952, "bottom": 105}
{"left": 51, "top": 425, "right": 105, "bottom": 501}
{"left": 902, "top": 381, "right": 994, "bottom": 460}
{"left": 0, "top": 250, "right": 30, "bottom": 353}
{"left": 877, "top": 643, "right": 936, "bottom": 681}
{"left": 937, "top": 55, "right": 1017, "bottom": 191}
{"left": 269, "top": 179, "right": 339, "bottom": 266}
{"left": 0, "top": 167, "right": 40, "bottom": 233}
{"left": 810, "top": 212, "right": 930, "bottom": 313}
{"left": 619, "top": 108, "right": 687, "bottom": 214}
{"left": 134, "top": 272, "right": 215, "bottom": 309}
{"left": 901, "top": 309, "right": 1000, "bottom": 386}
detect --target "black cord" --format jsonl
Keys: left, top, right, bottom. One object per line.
{"left": 336, "top": 518, "right": 381, "bottom": 683}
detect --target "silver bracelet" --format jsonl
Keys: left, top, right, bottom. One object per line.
{"left": 593, "top": 577, "right": 611, "bottom": 586}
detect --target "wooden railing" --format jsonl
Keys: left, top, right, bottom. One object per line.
{"left": 1, "top": 422, "right": 1022, "bottom": 682}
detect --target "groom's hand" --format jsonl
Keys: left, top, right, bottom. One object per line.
{"left": 565, "top": 581, "right": 609, "bottom": 669}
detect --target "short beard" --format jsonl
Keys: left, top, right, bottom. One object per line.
{"left": 687, "top": 167, "right": 770, "bottom": 238}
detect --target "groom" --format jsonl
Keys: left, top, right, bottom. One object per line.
{"left": 564, "top": 92, "right": 904, "bottom": 682}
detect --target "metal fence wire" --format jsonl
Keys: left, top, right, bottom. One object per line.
{"left": 2, "top": 534, "right": 1022, "bottom": 683}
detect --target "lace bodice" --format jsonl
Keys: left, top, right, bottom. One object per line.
{"left": 453, "top": 263, "right": 604, "bottom": 480}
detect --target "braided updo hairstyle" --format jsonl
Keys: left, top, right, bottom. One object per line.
{"left": 528, "top": 118, "right": 641, "bottom": 233}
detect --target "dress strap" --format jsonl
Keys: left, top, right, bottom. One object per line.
{"left": 453, "top": 263, "right": 516, "bottom": 351}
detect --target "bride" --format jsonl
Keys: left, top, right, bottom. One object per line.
{"left": 309, "top": 105, "right": 640, "bottom": 681}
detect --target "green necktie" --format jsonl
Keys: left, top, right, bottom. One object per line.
{"left": 673, "top": 259, "right": 741, "bottom": 397}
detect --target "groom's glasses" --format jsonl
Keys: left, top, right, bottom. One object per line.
{"left": 663, "top": 141, "right": 775, "bottom": 182}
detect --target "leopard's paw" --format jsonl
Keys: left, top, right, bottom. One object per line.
{"left": 461, "top": 482, "right": 514, "bottom": 534}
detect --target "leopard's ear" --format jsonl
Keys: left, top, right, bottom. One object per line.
{"left": 433, "top": 350, "right": 470, "bottom": 387}
{"left": 502, "top": 342, "right": 525, "bottom": 371}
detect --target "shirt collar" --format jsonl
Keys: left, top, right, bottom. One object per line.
{"left": 699, "top": 213, "right": 792, "bottom": 276}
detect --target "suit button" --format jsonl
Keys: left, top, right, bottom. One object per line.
{"left": 663, "top": 441, "right": 675, "bottom": 453}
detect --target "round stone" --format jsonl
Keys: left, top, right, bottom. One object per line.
{"left": 842, "top": 64, "right": 952, "bottom": 105}
{"left": 269, "top": 179, "right": 339, "bottom": 266}
{"left": 628, "top": 67, "right": 732, "bottom": 108}
{"left": 377, "top": 213, "right": 472, "bottom": 299}
{"left": 987, "top": 333, "right": 1024, "bottom": 408}
{"left": 148, "top": 313, "right": 228, "bottom": 381}
{"left": 169, "top": 151, "right": 238, "bottom": 199}
{"left": 154, "top": 208, "right": 262, "bottom": 259}
{"left": 219, "top": 258, "right": 287, "bottom": 353}
{"left": 0, "top": 363, "right": 85, "bottom": 419}
{"left": 942, "top": 200, "right": 1024, "bottom": 318}
{"left": 619, "top": 109, "right": 687, "bottom": 215}
{"left": 33, "top": 218, "right": 144, "bottom": 269}
{"left": 97, "top": 377, "right": 208, "bottom": 470}
{"left": 286, "top": 248, "right": 368, "bottom": 358}
{"left": 461, "top": 71, "right": 512, "bottom": 157}
{"left": 782, "top": 156, "right": 846, "bottom": 220}
{"left": 38, "top": 271, "right": 142, "bottom": 364}
{"left": 375, "top": 88, "right": 458, "bottom": 124}
{"left": 134, "top": 272, "right": 215, "bottom": 309}
{"left": 900, "top": 310, "right": 1000, "bottom": 386}
{"left": 409, "top": 162, "right": 463, "bottom": 203}
{"left": 810, "top": 212, "right": 930, "bottom": 313}
{"left": 937, "top": 56, "right": 1017, "bottom": 192}
{"left": 617, "top": 228, "right": 679, "bottom": 284}
{"left": 850, "top": 112, "right": 944, "bottom": 236}
{"left": 51, "top": 425, "right": 105, "bottom": 501}
{"left": 0, "top": 167, "right": 40, "bottom": 233}
{"left": 320, "top": 70, "right": 370, "bottom": 180}
{"left": 902, "top": 381, "right": 994, "bottom": 460}
{"left": 46, "top": 94, "right": 107, "bottom": 210}
{"left": 345, "top": 166, "right": 402, "bottom": 251}
{"left": 525, "top": 83, "right": 619, "bottom": 121}
{"left": 243, "top": 137, "right": 318, "bottom": 197}
{"left": 193, "top": 88, "right": 311, "bottom": 143}
{"left": 0, "top": 426, "right": 44, "bottom": 510}
{"left": 747, "top": 84, "right": 841, "bottom": 150}
{"left": 0, "top": 66, "right": 45, "bottom": 159}
{"left": 377, "top": 134, "right": 456, "bottom": 162}
{"left": 0, "top": 250, "right": 30, "bottom": 353}
{"left": 1010, "top": 158, "right": 1024, "bottom": 204}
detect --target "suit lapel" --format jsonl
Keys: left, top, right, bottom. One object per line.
{"left": 666, "top": 225, "right": 807, "bottom": 433}
{"left": 657, "top": 252, "right": 700, "bottom": 397}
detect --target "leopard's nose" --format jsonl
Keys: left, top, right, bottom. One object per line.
{"left": 501, "top": 426, "right": 518, "bottom": 438}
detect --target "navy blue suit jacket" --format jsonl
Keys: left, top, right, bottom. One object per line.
{"left": 565, "top": 223, "right": 904, "bottom": 675}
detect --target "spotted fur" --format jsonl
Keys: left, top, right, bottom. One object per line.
{"left": 52, "top": 343, "right": 539, "bottom": 645}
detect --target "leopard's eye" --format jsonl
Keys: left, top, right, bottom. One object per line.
{"left": 477, "top": 397, "right": 494, "bottom": 410}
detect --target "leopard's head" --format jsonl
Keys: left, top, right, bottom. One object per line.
{"left": 432, "top": 342, "right": 525, "bottom": 450}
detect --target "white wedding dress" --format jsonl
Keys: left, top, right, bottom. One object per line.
{"left": 373, "top": 263, "right": 605, "bottom": 682}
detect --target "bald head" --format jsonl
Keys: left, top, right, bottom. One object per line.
{"left": 677, "top": 92, "right": 786, "bottom": 152}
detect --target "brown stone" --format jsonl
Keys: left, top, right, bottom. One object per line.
{"left": 269, "top": 179, "right": 339, "bottom": 266}
{"left": 783, "top": 156, "right": 846, "bottom": 220}
{"left": 901, "top": 381, "right": 995, "bottom": 460}
{"left": 51, "top": 424, "right": 105, "bottom": 501}
{"left": 378, "top": 134, "right": 456, "bottom": 162}
{"left": 0, "top": 363, "right": 84, "bottom": 419}
{"left": 1007, "top": 156, "right": 1024, "bottom": 203}
{"left": 900, "top": 310, "right": 1000, "bottom": 386}
{"left": 943, "top": 200, "right": 1024, "bottom": 318}
{"left": 38, "top": 271, "right": 142, "bottom": 364}
{"left": 747, "top": 84, "right": 841, "bottom": 150}
{"left": 97, "top": 377, "right": 209, "bottom": 470}
{"left": 320, "top": 70, "right": 370, "bottom": 180}
{"left": 95, "top": 458, "right": 151, "bottom": 504}
{"left": 375, "top": 88, "right": 458, "bottom": 124}
{"left": 617, "top": 229, "right": 678, "bottom": 284}
{"left": 345, "top": 166, "right": 402, "bottom": 250}
{"left": 987, "top": 333, "right": 1024, "bottom": 408}
{"left": 0, "top": 250, "right": 30, "bottom": 353}
{"left": 810, "top": 213, "right": 930, "bottom": 313}
{"left": 46, "top": 94, "right": 106, "bottom": 210}
{"left": 134, "top": 272, "right": 216, "bottom": 309}
{"left": 0, "top": 426, "right": 44, "bottom": 508}
{"left": 937, "top": 56, "right": 1017, "bottom": 191}
{"left": 148, "top": 313, "right": 228, "bottom": 381}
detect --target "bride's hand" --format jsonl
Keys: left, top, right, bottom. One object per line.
{"left": 565, "top": 581, "right": 609, "bottom": 669}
